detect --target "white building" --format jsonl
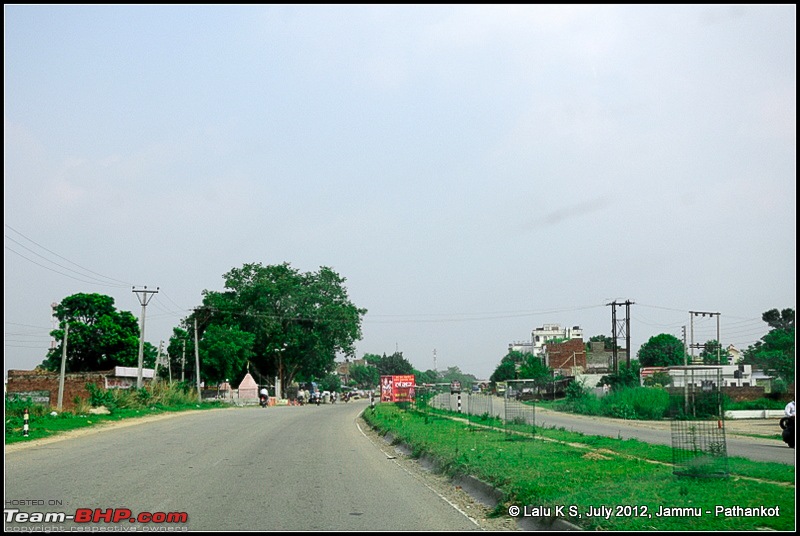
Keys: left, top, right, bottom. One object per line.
{"left": 508, "top": 341, "right": 533, "bottom": 354}
{"left": 665, "top": 365, "right": 753, "bottom": 388}
{"left": 532, "top": 324, "right": 583, "bottom": 357}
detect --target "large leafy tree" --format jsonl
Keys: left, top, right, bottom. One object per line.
{"left": 349, "top": 363, "right": 380, "bottom": 389}
{"left": 518, "top": 353, "right": 553, "bottom": 384}
{"left": 637, "top": 333, "right": 686, "bottom": 367}
{"left": 599, "top": 361, "right": 641, "bottom": 391}
{"left": 490, "top": 350, "right": 526, "bottom": 383}
{"left": 42, "top": 293, "right": 150, "bottom": 372}
{"left": 743, "top": 308, "right": 795, "bottom": 383}
{"left": 376, "top": 352, "right": 414, "bottom": 376}
{"left": 196, "top": 262, "right": 366, "bottom": 387}
{"left": 413, "top": 368, "right": 440, "bottom": 385}
{"left": 200, "top": 325, "right": 255, "bottom": 384}
{"left": 438, "top": 366, "right": 477, "bottom": 387}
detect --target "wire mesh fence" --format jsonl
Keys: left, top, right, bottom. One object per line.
{"left": 414, "top": 386, "right": 535, "bottom": 438}
{"left": 666, "top": 367, "right": 728, "bottom": 478}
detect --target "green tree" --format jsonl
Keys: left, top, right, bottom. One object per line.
{"left": 198, "top": 262, "right": 366, "bottom": 387}
{"left": 376, "top": 352, "right": 414, "bottom": 376}
{"left": 362, "top": 353, "right": 382, "bottom": 366}
{"left": 438, "top": 366, "right": 477, "bottom": 388}
{"left": 349, "top": 363, "right": 379, "bottom": 389}
{"left": 490, "top": 350, "right": 527, "bottom": 383}
{"left": 413, "top": 368, "right": 440, "bottom": 385}
{"left": 167, "top": 327, "right": 194, "bottom": 383}
{"left": 518, "top": 354, "right": 552, "bottom": 384}
{"left": 599, "top": 361, "right": 642, "bottom": 391}
{"left": 637, "top": 334, "right": 686, "bottom": 367}
{"left": 762, "top": 308, "right": 795, "bottom": 331}
{"left": 699, "top": 339, "right": 730, "bottom": 365}
{"left": 743, "top": 308, "right": 795, "bottom": 383}
{"left": 199, "top": 325, "right": 255, "bottom": 384}
{"left": 643, "top": 370, "right": 673, "bottom": 387}
{"left": 319, "top": 373, "right": 342, "bottom": 393}
{"left": 41, "top": 293, "right": 143, "bottom": 372}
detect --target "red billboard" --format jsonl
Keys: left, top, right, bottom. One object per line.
{"left": 380, "top": 374, "right": 416, "bottom": 402}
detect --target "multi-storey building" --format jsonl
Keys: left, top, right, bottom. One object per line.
{"left": 532, "top": 324, "right": 583, "bottom": 356}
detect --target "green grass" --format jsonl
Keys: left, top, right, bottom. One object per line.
{"left": 363, "top": 404, "right": 795, "bottom": 531}
{"left": 5, "top": 382, "right": 227, "bottom": 445}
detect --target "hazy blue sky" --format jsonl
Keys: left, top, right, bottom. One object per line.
{"left": 4, "top": 5, "right": 796, "bottom": 381}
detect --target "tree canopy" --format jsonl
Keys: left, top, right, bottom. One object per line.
{"left": 699, "top": 339, "right": 730, "bottom": 365}
{"left": 637, "top": 334, "right": 686, "bottom": 367}
{"left": 375, "top": 352, "right": 414, "bottom": 376}
{"left": 192, "top": 262, "right": 366, "bottom": 386}
{"left": 743, "top": 308, "right": 795, "bottom": 383}
{"left": 41, "top": 293, "right": 154, "bottom": 372}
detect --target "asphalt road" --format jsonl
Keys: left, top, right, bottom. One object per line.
{"left": 4, "top": 402, "right": 482, "bottom": 532}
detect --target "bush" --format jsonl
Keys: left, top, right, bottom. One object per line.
{"left": 726, "top": 397, "right": 787, "bottom": 411}
{"left": 601, "top": 387, "right": 669, "bottom": 420}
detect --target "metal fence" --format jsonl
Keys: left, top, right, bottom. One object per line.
{"left": 667, "top": 367, "right": 728, "bottom": 478}
{"left": 415, "top": 386, "right": 535, "bottom": 437}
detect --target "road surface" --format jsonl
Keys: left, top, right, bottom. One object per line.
{"left": 5, "top": 402, "right": 485, "bottom": 531}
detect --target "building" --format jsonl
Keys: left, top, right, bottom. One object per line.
{"left": 532, "top": 324, "right": 583, "bottom": 357}
{"left": 6, "top": 366, "right": 155, "bottom": 411}
{"left": 508, "top": 341, "right": 533, "bottom": 354}
{"left": 642, "top": 364, "right": 754, "bottom": 388}
{"left": 544, "top": 338, "right": 587, "bottom": 375}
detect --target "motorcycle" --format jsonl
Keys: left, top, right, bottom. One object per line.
{"left": 780, "top": 416, "right": 794, "bottom": 448}
{"left": 259, "top": 394, "right": 268, "bottom": 408}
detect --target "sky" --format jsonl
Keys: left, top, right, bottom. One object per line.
{"left": 4, "top": 5, "right": 796, "bottom": 381}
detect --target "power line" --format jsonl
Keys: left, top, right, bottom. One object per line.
{"left": 5, "top": 245, "right": 131, "bottom": 288}
{"left": 5, "top": 224, "right": 132, "bottom": 286}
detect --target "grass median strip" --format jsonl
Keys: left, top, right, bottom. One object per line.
{"left": 363, "top": 404, "right": 795, "bottom": 531}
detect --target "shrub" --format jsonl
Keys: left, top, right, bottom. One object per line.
{"left": 601, "top": 387, "right": 669, "bottom": 420}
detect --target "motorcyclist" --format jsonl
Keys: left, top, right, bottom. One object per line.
{"left": 259, "top": 386, "right": 269, "bottom": 408}
{"left": 781, "top": 399, "right": 795, "bottom": 448}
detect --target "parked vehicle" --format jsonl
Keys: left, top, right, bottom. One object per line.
{"left": 780, "top": 416, "right": 794, "bottom": 448}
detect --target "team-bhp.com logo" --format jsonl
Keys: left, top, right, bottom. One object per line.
{"left": 5, "top": 508, "right": 188, "bottom": 524}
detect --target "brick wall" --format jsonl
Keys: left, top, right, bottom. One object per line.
{"left": 547, "top": 339, "right": 587, "bottom": 372}
{"left": 6, "top": 369, "right": 107, "bottom": 411}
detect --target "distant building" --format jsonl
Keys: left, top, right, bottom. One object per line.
{"left": 5, "top": 366, "right": 155, "bottom": 412}
{"left": 726, "top": 344, "right": 743, "bottom": 365}
{"left": 508, "top": 341, "right": 533, "bottom": 354}
{"left": 585, "top": 341, "right": 620, "bottom": 373}
{"left": 532, "top": 324, "right": 583, "bottom": 357}
{"left": 544, "top": 338, "right": 586, "bottom": 375}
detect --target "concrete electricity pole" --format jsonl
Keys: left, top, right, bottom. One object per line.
{"left": 57, "top": 323, "right": 69, "bottom": 411}
{"left": 133, "top": 286, "right": 159, "bottom": 389}
{"left": 689, "top": 311, "right": 721, "bottom": 364}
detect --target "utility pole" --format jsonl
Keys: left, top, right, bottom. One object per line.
{"left": 433, "top": 349, "right": 437, "bottom": 374}
{"left": 181, "top": 340, "right": 186, "bottom": 383}
{"left": 133, "top": 286, "right": 159, "bottom": 389}
{"left": 57, "top": 323, "right": 69, "bottom": 411}
{"left": 689, "top": 311, "right": 721, "bottom": 364}
{"left": 51, "top": 303, "right": 58, "bottom": 351}
{"left": 194, "top": 316, "right": 202, "bottom": 403}
{"left": 607, "top": 300, "right": 634, "bottom": 372}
